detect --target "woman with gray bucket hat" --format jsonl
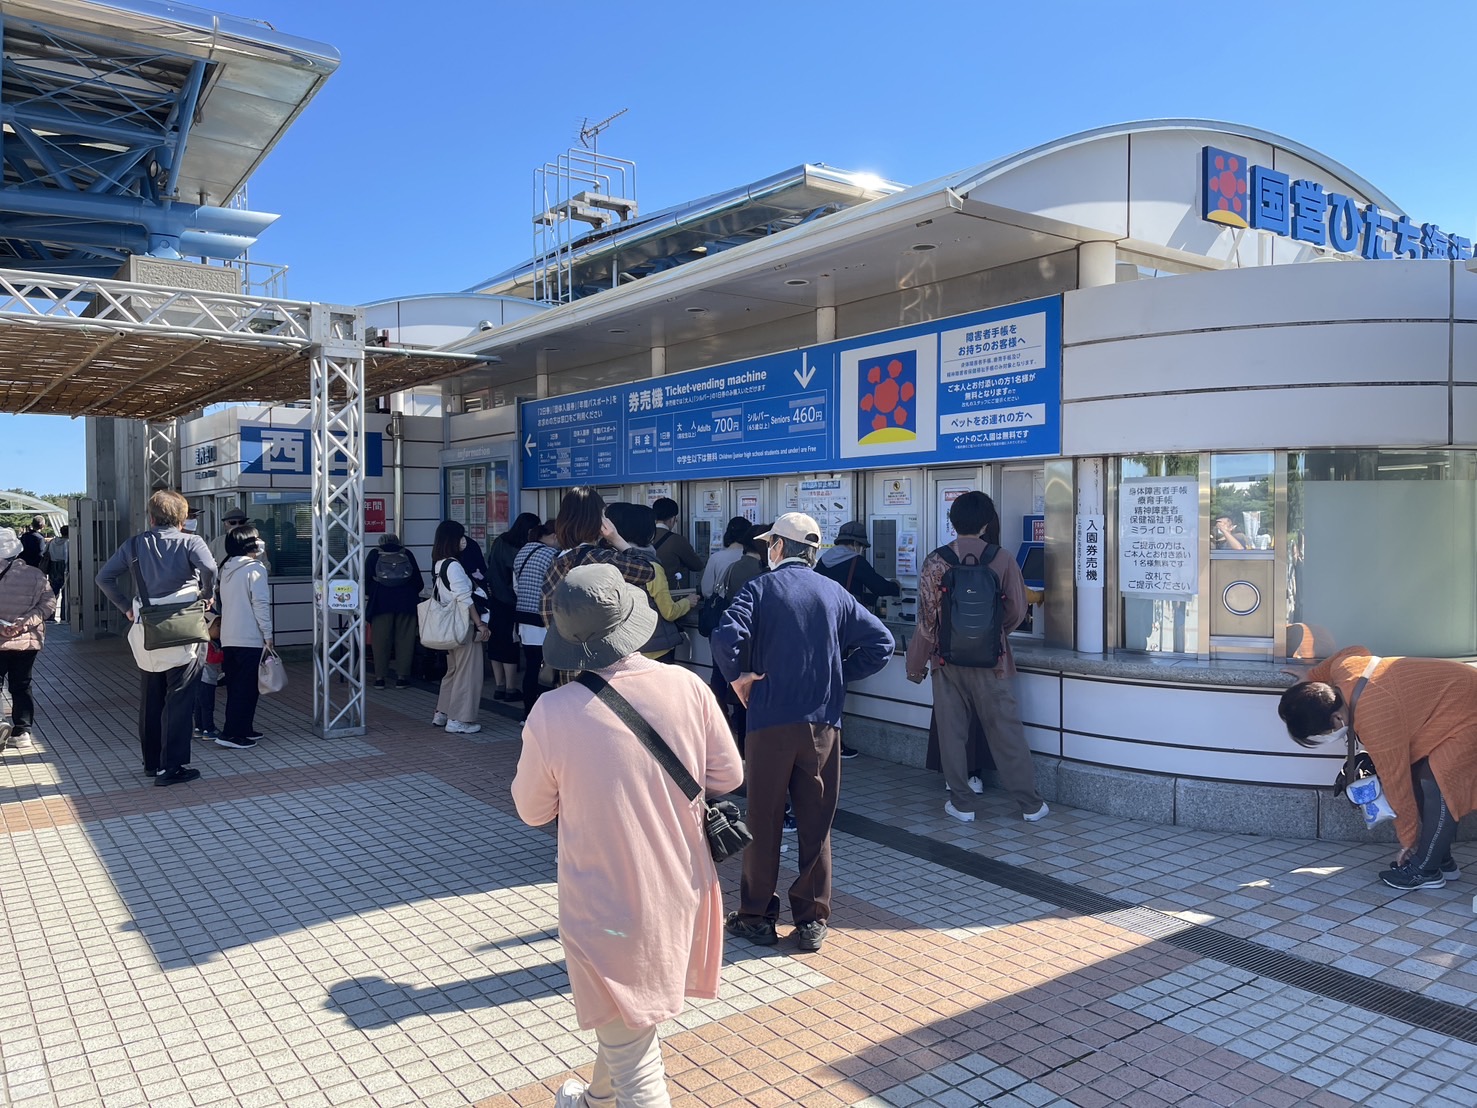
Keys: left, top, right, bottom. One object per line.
{"left": 513, "top": 563, "right": 743, "bottom": 1108}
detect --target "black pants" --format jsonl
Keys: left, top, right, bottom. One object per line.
{"left": 521, "top": 642, "right": 545, "bottom": 717}
{"left": 221, "top": 646, "right": 262, "bottom": 740}
{"left": 140, "top": 655, "right": 200, "bottom": 773}
{"left": 1410, "top": 758, "right": 1459, "bottom": 872}
{"left": 738, "top": 721, "right": 841, "bottom": 926}
{"left": 0, "top": 650, "right": 38, "bottom": 733}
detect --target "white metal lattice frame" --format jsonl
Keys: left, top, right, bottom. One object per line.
{"left": 309, "top": 304, "right": 367, "bottom": 738}
{"left": 144, "top": 419, "right": 178, "bottom": 491}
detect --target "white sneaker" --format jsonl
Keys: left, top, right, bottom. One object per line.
{"left": 968, "top": 776, "right": 984, "bottom": 794}
{"left": 10, "top": 731, "right": 33, "bottom": 750}
{"left": 944, "top": 801, "right": 975, "bottom": 823}
{"left": 554, "top": 1077, "right": 587, "bottom": 1107}
{"left": 1023, "top": 801, "right": 1050, "bottom": 823}
{"left": 431, "top": 712, "right": 447, "bottom": 727}
{"left": 446, "top": 720, "right": 482, "bottom": 734}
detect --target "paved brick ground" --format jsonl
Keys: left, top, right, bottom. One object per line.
{"left": 2, "top": 631, "right": 1476, "bottom": 1107}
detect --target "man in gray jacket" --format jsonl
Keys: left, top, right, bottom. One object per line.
{"left": 97, "top": 490, "right": 217, "bottom": 786}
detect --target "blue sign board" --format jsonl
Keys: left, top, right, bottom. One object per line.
{"left": 1202, "top": 145, "right": 1472, "bottom": 260}
{"left": 241, "top": 424, "right": 384, "bottom": 478}
{"left": 521, "top": 298, "right": 1062, "bottom": 488}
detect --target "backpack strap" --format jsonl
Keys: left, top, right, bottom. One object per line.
{"left": 935, "top": 545, "right": 959, "bottom": 567}
{"left": 1341, "top": 656, "right": 1382, "bottom": 785}
{"left": 575, "top": 671, "right": 701, "bottom": 801}
{"left": 844, "top": 556, "right": 858, "bottom": 593}
{"left": 653, "top": 531, "right": 675, "bottom": 551}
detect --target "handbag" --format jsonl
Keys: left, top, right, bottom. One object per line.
{"left": 128, "top": 545, "right": 209, "bottom": 650}
{"left": 258, "top": 645, "right": 288, "bottom": 695}
{"left": 538, "top": 660, "right": 557, "bottom": 687}
{"left": 417, "top": 560, "right": 473, "bottom": 651}
{"left": 575, "top": 672, "right": 752, "bottom": 863}
{"left": 1336, "top": 657, "right": 1396, "bottom": 829}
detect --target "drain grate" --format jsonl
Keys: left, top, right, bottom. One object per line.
{"left": 834, "top": 809, "right": 1477, "bottom": 1045}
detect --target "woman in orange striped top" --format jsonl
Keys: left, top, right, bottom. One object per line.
{"left": 1279, "top": 645, "right": 1477, "bottom": 892}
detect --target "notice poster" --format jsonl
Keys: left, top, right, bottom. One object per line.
{"left": 327, "top": 579, "right": 358, "bottom": 611}
{"left": 937, "top": 483, "right": 976, "bottom": 544}
{"left": 884, "top": 477, "right": 913, "bottom": 506}
{"left": 645, "top": 483, "right": 673, "bottom": 505}
{"left": 470, "top": 467, "right": 486, "bottom": 497}
{"left": 491, "top": 463, "right": 510, "bottom": 531}
{"left": 797, "top": 478, "right": 850, "bottom": 546}
{"left": 738, "top": 492, "right": 760, "bottom": 523}
{"left": 365, "top": 497, "right": 387, "bottom": 534}
{"left": 469, "top": 496, "right": 487, "bottom": 527}
{"left": 449, "top": 469, "right": 466, "bottom": 497}
{"left": 896, "top": 529, "right": 919, "bottom": 576}
{"left": 1118, "top": 478, "right": 1197, "bottom": 598}
{"left": 449, "top": 496, "right": 467, "bottom": 525}
{"left": 782, "top": 482, "right": 800, "bottom": 511}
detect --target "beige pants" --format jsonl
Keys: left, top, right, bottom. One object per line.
{"left": 581, "top": 1019, "right": 669, "bottom": 1108}
{"left": 434, "top": 638, "right": 483, "bottom": 723}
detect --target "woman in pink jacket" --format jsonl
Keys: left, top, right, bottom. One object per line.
{"left": 0, "top": 526, "right": 57, "bottom": 751}
{"left": 513, "top": 564, "right": 743, "bottom": 1108}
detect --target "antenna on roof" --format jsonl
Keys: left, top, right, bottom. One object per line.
{"left": 578, "top": 109, "right": 628, "bottom": 155}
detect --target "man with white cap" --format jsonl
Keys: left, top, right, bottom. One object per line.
{"left": 514, "top": 564, "right": 742, "bottom": 1108}
{"left": 711, "top": 512, "right": 893, "bottom": 953}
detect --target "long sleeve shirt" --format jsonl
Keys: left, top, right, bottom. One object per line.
{"left": 0, "top": 558, "right": 56, "bottom": 651}
{"left": 905, "top": 537, "right": 1026, "bottom": 680}
{"left": 710, "top": 560, "right": 893, "bottom": 733}
{"left": 96, "top": 527, "right": 216, "bottom": 614}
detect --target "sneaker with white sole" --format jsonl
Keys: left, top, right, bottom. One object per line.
{"left": 554, "top": 1077, "right": 587, "bottom": 1107}
{"left": 431, "top": 712, "right": 447, "bottom": 727}
{"left": 214, "top": 735, "right": 257, "bottom": 750}
{"left": 1441, "top": 855, "right": 1461, "bottom": 881}
{"left": 1379, "top": 860, "right": 1446, "bottom": 891}
{"left": 1023, "top": 802, "right": 1050, "bottom": 823}
{"left": 445, "top": 720, "right": 482, "bottom": 734}
{"left": 968, "top": 775, "right": 984, "bottom": 794}
{"left": 944, "top": 800, "right": 975, "bottom": 823}
{"left": 10, "top": 731, "right": 34, "bottom": 750}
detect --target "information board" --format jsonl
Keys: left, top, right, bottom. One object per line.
{"left": 521, "top": 298, "right": 1062, "bottom": 488}
{"left": 1118, "top": 478, "right": 1197, "bottom": 599}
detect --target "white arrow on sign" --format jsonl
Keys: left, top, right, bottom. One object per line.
{"left": 524, "top": 434, "right": 535, "bottom": 456}
{"left": 793, "top": 353, "right": 816, "bottom": 389}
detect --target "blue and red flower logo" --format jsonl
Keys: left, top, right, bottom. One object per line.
{"left": 1202, "top": 146, "right": 1248, "bottom": 229}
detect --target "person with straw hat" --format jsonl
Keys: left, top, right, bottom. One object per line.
{"left": 513, "top": 564, "right": 742, "bottom": 1108}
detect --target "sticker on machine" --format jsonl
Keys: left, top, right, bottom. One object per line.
{"left": 838, "top": 333, "right": 937, "bottom": 459}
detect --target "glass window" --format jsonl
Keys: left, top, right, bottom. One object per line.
{"left": 1211, "top": 453, "right": 1274, "bottom": 552}
{"left": 1119, "top": 454, "right": 1199, "bottom": 653}
{"left": 1287, "top": 450, "right": 1477, "bottom": 659}
{"left": 245, "top": 493, "right": 317, "bottom": 577}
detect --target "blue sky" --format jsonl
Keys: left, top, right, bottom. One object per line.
{"left": 6, "top": 0, "right": 1476, "bottom": 496}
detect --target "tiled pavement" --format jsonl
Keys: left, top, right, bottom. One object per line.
{"left": 3, "top": 633, "right": 1477, "bottom": 1107}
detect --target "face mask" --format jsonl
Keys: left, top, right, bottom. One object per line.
{"left": 766, "top": 541, "right": 782, "bottom": 571}
{"left": 1307, "top": 725, "right": 1348, "bottom": 747}
{"left": 183, "top": 519, "right": 198, "bottom": 533}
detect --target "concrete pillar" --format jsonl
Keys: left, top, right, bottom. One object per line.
{"left": 651, "top": 345, "right": 666, "bottom": 378}
{"left": 1078, "top": 241, "right": 1116, "bottom": 289}
{"left": 816, "top": 306, "right": 836, "bottom": 343}
{"left": 535, "top": 348, "right": 549, "bottom": 399}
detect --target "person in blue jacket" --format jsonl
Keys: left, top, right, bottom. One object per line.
{"left": 711, "top": 512, "right": 893, "bottom": 954}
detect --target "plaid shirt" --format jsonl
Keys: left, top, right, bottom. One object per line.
{"left": 538, "top": 544, "right": 657, "bottom": 627}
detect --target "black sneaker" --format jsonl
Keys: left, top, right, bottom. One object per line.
{"left": 793, "top": 919, "right": 828, "bottom": 952}
{"left": 155, "top": 767, "right": 202, "bottom": 787}
{"left": 838, "top": 745, "right": 858, "bottom": 760}
{"left": 724, "top": 912, "right": 777, "bottom": 946}
{"left": 1379, "top": 861, "right": 1446, "bottom": 891}
{"left": 373, "top": 679, "right": 386, "bottom": 689}
{"left": 1441, "top": 855, "right": 1461, "bottom": 881}
{"left": 245, "top": 731, "right": 263, "bottom": 740}
{"left": 782, "top": 811, "right": 797, "bottom": 834}
{"left": 395, "top": 679, "right": 410, "bottom": 689}
{"left": 215, "top": 735, "right": 258, "bottom": 750}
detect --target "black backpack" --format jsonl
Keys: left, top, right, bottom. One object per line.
{"left": 373, "top": 549, "right": 414, "bottom": 586}
{"left": 935, "top": 544, "right": 1005, "bottom": 668}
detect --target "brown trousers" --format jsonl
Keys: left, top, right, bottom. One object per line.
{"left": 738, "top": 721, "right": 840, "bottom": 926}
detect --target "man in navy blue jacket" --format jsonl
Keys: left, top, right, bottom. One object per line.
{"left": 712, "top": 512, "right": 893, "bottom": 953}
